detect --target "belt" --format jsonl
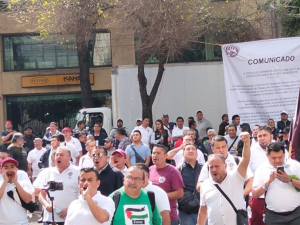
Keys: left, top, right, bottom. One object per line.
{"left": 268, "top": 205, "right": 300, "bottom": 216}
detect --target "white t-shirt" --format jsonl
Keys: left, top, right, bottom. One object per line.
{"left": 173, "top": 149, "right": 206, "bottom": 168}
{"left": 66, "top": 137, "right": 82, "bottom": 154}
{"left": 65, "top": 191, "right": 115, "bottom": 225}
{"left": 198, "top": 154, "right": 253, "bottom": 182}
{"left": 38, "top": 164, "right": 80, "bottom": 223}
{"left": 172, "top": 126, "right": 189, "bottom": 138}
{"left": 144, "top": 181, "right": 170, "bottom": 213}
{"left": 27, "top": 147, "right": 47, "bottom": 178}
{"left": 200, "top": 170, "right": 246, "bottom": 225}
{"left": 60, "top": 142, "right": 80, "bottom": 165}
{"left": 253, "top": 159, "right": 300, "bottom": 212}
{"left": 131, "top": 126, "right": 154, "bottom": 146}
{"left": 224, "top": 135, "right": 240, "bottom": 155}
{"left": 79, "top": 155, "right": 94, "bottom": 169}
{"left": 0, "top": 172, "right": 34, "bottom": 225}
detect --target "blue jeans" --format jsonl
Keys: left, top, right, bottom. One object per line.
{"left": 179, "top": 210, "right": 197, "bottom": 225}
{"left": 171, "top": 219, "right": 180, "bottom": 225}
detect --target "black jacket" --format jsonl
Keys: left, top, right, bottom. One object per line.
{"left": 97, "top": 164, "right": 124, "bottom": 196}
{"left": 277, "top": 120, "right": 291, "bottom": 131}
{"left": 38, "top": 149, "right": 51, "bottom": 169}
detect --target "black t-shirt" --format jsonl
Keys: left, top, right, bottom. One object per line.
{"left": 7, "top": 145, "right": 28, "bottom": 172}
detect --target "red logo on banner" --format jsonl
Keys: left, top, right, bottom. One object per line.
{"left": 224, "top": 45, "right": 240, "bottom": 57}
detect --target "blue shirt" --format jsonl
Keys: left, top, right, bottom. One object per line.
{"left": 125, "top": 143, "right": 151, "bottom": 165}
{"left": 1, "top": 130, "right": 15, "bottom": 150}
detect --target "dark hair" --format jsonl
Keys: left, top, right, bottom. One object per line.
{"left": 77, "top": 120, "right": 85, "bottom": 126}
{"left": 133, "top": 130, "right": 142, "bottom": 136}
{"left": 176, "top": 117, "right": 184, "bottom": 122}
{"left": 153, "top": 144, "right": 168, "bottom": 153}
{"left": 94, "top": 122, "right": 102, "bottom": 127}
{"left": 52, "top": 135, "right": 61, "bottom": 142}
{"left": 268, "top": 118, "right": 275, "bottom": 122}
{"left": 116, "top": 127, "right": 127, "bottom": 136}
{"left": 232, "top": 115, "right": 240, "bottom": 120}
{"left": 222, "top": 114, "right": 228, "bottom": 120}
{"left": 79, "top": 167, "right": 99, "bottom": 181}
{"left": 57, "top": 134, "right": 65, "bottom": 142}
{"left": 188, "top": 120, "right": 196, "bottom": 128}
{"left": 0, "top": 150, "right": 12, "bottom": 157}
{"left": 134, "top": 163, "right": 149, "bottom": 174}
{"left": 228, "top": 124, "right": 237, "bottom": 131}
{"left": 95, "top": 146, "right": 107, "bottom": 155}
{"left": 154, "top": 119, "right": 166, "bottom": 136}
{"left": 276, "top": 133, "right": 284, "bottom": 142}
{"left": 241, "top": 124, "right": 252, "bottom": 135}
{"left": 266, "top": 142, "right": 285, "bottom": 155}
{"left": 78, "top": 133, "right": 87, "bottom": 138}
{"left": 211, "top": 135, "right": 228, "bottom": 146}
{"left": 188, "top": 116, "right": 194, "bottom": 121}
{"left": 142, "top": 117, "right": 150, "bottom": 121}
{"left": 183, "top": 143, "right": 197, "bottom": 151}
{"left": 50, "top": 122, "right": 57, "bottom": 126}
{"left": 206, "top": 127, "right": 213, "bottom": 132}
{"left": 258, "top": 125, "right": 272, "bottom": 134}
{"left": 196, "top": 111, "right": 202, "bottom": 114}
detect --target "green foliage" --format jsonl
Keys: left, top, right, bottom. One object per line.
{"left": 281, "top": 0, "right": 300, "bottom": 36}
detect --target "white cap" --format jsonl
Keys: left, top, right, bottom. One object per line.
{"left": 281, "top": 111, "right": 288, "bottom": 115}
{"left": 136, "top": 118, "right": 142, "bottom": 122}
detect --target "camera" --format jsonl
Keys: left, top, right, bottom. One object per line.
{"left": 44, "top": 181, "right": 64, "bottom": 191}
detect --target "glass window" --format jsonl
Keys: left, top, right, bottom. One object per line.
{"left": 3, "top": 33, "right": 112, "bottom": 71}
{"left": 6, "top": 92, "right": 112, "bottom": 136}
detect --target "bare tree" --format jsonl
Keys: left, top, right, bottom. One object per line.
{"left": 5, "top": 0, "right": 114, "bottom": 108}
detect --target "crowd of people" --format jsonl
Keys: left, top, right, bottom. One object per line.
{"left": 0, "top": 109, "right": 298, "bottom": 225}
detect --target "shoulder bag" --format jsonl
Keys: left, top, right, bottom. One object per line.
{"left": 130, "top": 145, "right": 145, "bottom": 163}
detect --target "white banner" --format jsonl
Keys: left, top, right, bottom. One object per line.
{"left": 222, "top": 37, "right": 300, "bottom": 128}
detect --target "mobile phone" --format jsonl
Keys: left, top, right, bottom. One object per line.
{"left": 277, "top": 166, "right": 284, "bottom": 173}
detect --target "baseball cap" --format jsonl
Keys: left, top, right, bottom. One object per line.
{"left": 62, "top": 127, "right": 72, "bottom": 132}
{"left": 112, "top": 149, "right": 126, "bottom": 157}
{"left": 1, "top": 157, "right": 19, "bottom": 168}
{"left": 5, "top": 120, "right": 13, "bottom": 125}
{"left": 136, "top": 118, "right": 142, "bottom": 122}
{"left": 24, "top": 126, "right": 33, "bottom": 131}
{"left": 281, "top": 111, "right": 288, "bottom": 115}
{"left": 163, "top": 114, "right": 169, "bottom": 117}
{"left": 104, "top": 137, "right": 114, "bottom": 143}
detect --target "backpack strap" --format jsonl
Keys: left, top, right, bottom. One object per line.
{"left": 146, "top": 191, "right": 155, "bottom": 212}
{"left": 112, "top": 190, "right": 121, "bottom": 221}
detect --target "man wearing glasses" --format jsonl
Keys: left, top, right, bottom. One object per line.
{"left": 109, "top": 166, "right": 162, "bottom": 225}
{"left": 92, "top": 146, "right": 123, "bottom": 196}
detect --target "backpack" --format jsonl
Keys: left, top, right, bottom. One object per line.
{"left": 111, "top": 189, "right": 155, "bottom": 220}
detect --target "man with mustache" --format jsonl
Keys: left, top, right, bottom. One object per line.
{"left": 38, "top": 147, "right": 80, "bottom": 225}
{"left": 109, "top": 166, "right": 162, "bottom": 225}
{"left": 0, "top": 157, "right": 34, "bottom": 224}
{"left": 65, "top": 167, "right": 115, "bottom": 225}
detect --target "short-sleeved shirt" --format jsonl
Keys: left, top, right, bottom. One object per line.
{"left": 131, "top": 126, "right": 153, "bottom": 146}
{"left": 125, "top": 143, "right": 151, "bottom": 165}
{"left": 38, "top": 164, "right": 80, "bottom": 223}
{"left": 1, "top": 130, "right": 15, "bottom": 150}
{"left": 65, "top": 191, "right": 115, "bottom": 225}
{"left": 144, "top": 181, "right": 171, "bottom": 213}
{"left": 79, "top": 155, "right": 94, "bottom": 168}
{"left": 200, "top": 170, "right": 246, "bottom": 225}
{"left": 7, "top": 144, "right": 28, "bottom": 172}
{"left": 172, "top": 126, "right": 189, "bottom": 138}
{"left": 149, "top": 164, "right": 185, "bottom": 220}
{"left": 27, "top": 147, "right": 47, "bottom": 177}
{"left": 118, "top": 136, "right": 132, "bottom": 150}
{"left": 0, "top": 172, "right": 34, "bottom": 225}
{"left": 109, "top": 188, "right": 162, "bottom": 225}
{"left": 66, "top": 137, "right": 82, "bottom": 154}
{"left": 253, "top": 159, "right": 300, "bottom": 212}
{"left": 173, "top": 149, "right": 205, "bottom": 168}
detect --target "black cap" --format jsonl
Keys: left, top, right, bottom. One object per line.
{"left": 281, "top": 126, "right": 290, "bottom": 134}
{"left": 24, "top": 126, "right": 33, "bottom": 131}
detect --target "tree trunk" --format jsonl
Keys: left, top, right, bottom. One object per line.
{"left": 137, "top": 59, "right": 165, "bottom": 127}
{"left": 76, "top": 36, "right": 94, "bottom": 108}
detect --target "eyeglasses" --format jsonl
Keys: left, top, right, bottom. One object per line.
{"left": 125, "top": 176, "right": 143, "bottom": 182}
{"left": 92, "top": 153, "right": 103, "bottom": 158}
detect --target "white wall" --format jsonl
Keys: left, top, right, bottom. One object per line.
{"left": 112, "top": 62, "right": 227, "bottom": 132}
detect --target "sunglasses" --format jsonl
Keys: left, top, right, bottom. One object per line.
{"left": 92, "top": 153, "right": 103, "bottom": 158}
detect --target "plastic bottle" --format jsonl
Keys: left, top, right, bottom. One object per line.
{"left": 247, "top": 206, "right": 252, "bottom": 218}
{"left": 262, "top": 213, "right": 266, "bottom": 223}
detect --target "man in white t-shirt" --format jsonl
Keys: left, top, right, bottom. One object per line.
{"left": 63, "top": 127, "right": 82, "bottom": 157}
{"left": 135, "top": 163, "right": 171, "bottom": 225}
{"left": 27, "top": 138, "right": 46, "bottom": 180}
{"left": 58, "top": 134, "right": 80, "bottom": 166}
{"left": 172, "top": 117, "right": 189, "bottom": 142}
{"left": 38, "top": 147, "right": 80, "bottom": 225}
{"left": 197, "top": 135, "right": 253, "bottom": 197}
{"left": 167, "top": 134, "right": 205, "bottom": 167}
{"left": 252, "top": 142, "right": 300, "bottom": 225}
{"left": 197, "top": 132, "right": 251, "bottom": 225}
{"left": 131, "top": 117, "right": 153, "bottom": 146}
{"left": 79, "top": 140, "right": 96, "bottom": 168}
{"left": 224, "top": 124, "right": 240, "bottom": 155}
{"left": 65, "top": 167, "right": 115, "bottom": 225}
{"left": 0, "top": 157, "right": 34, "bottom": 225}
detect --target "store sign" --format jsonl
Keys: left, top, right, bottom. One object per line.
{"left": 22, "top": 74, "right": 94, "bottom": 87}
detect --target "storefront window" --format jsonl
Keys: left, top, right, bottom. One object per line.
{"left": 6, "top": 92, "right": 111, "bottom": 136}
{"left": 3, "top": 33, "right": 112, "bottom": 71}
